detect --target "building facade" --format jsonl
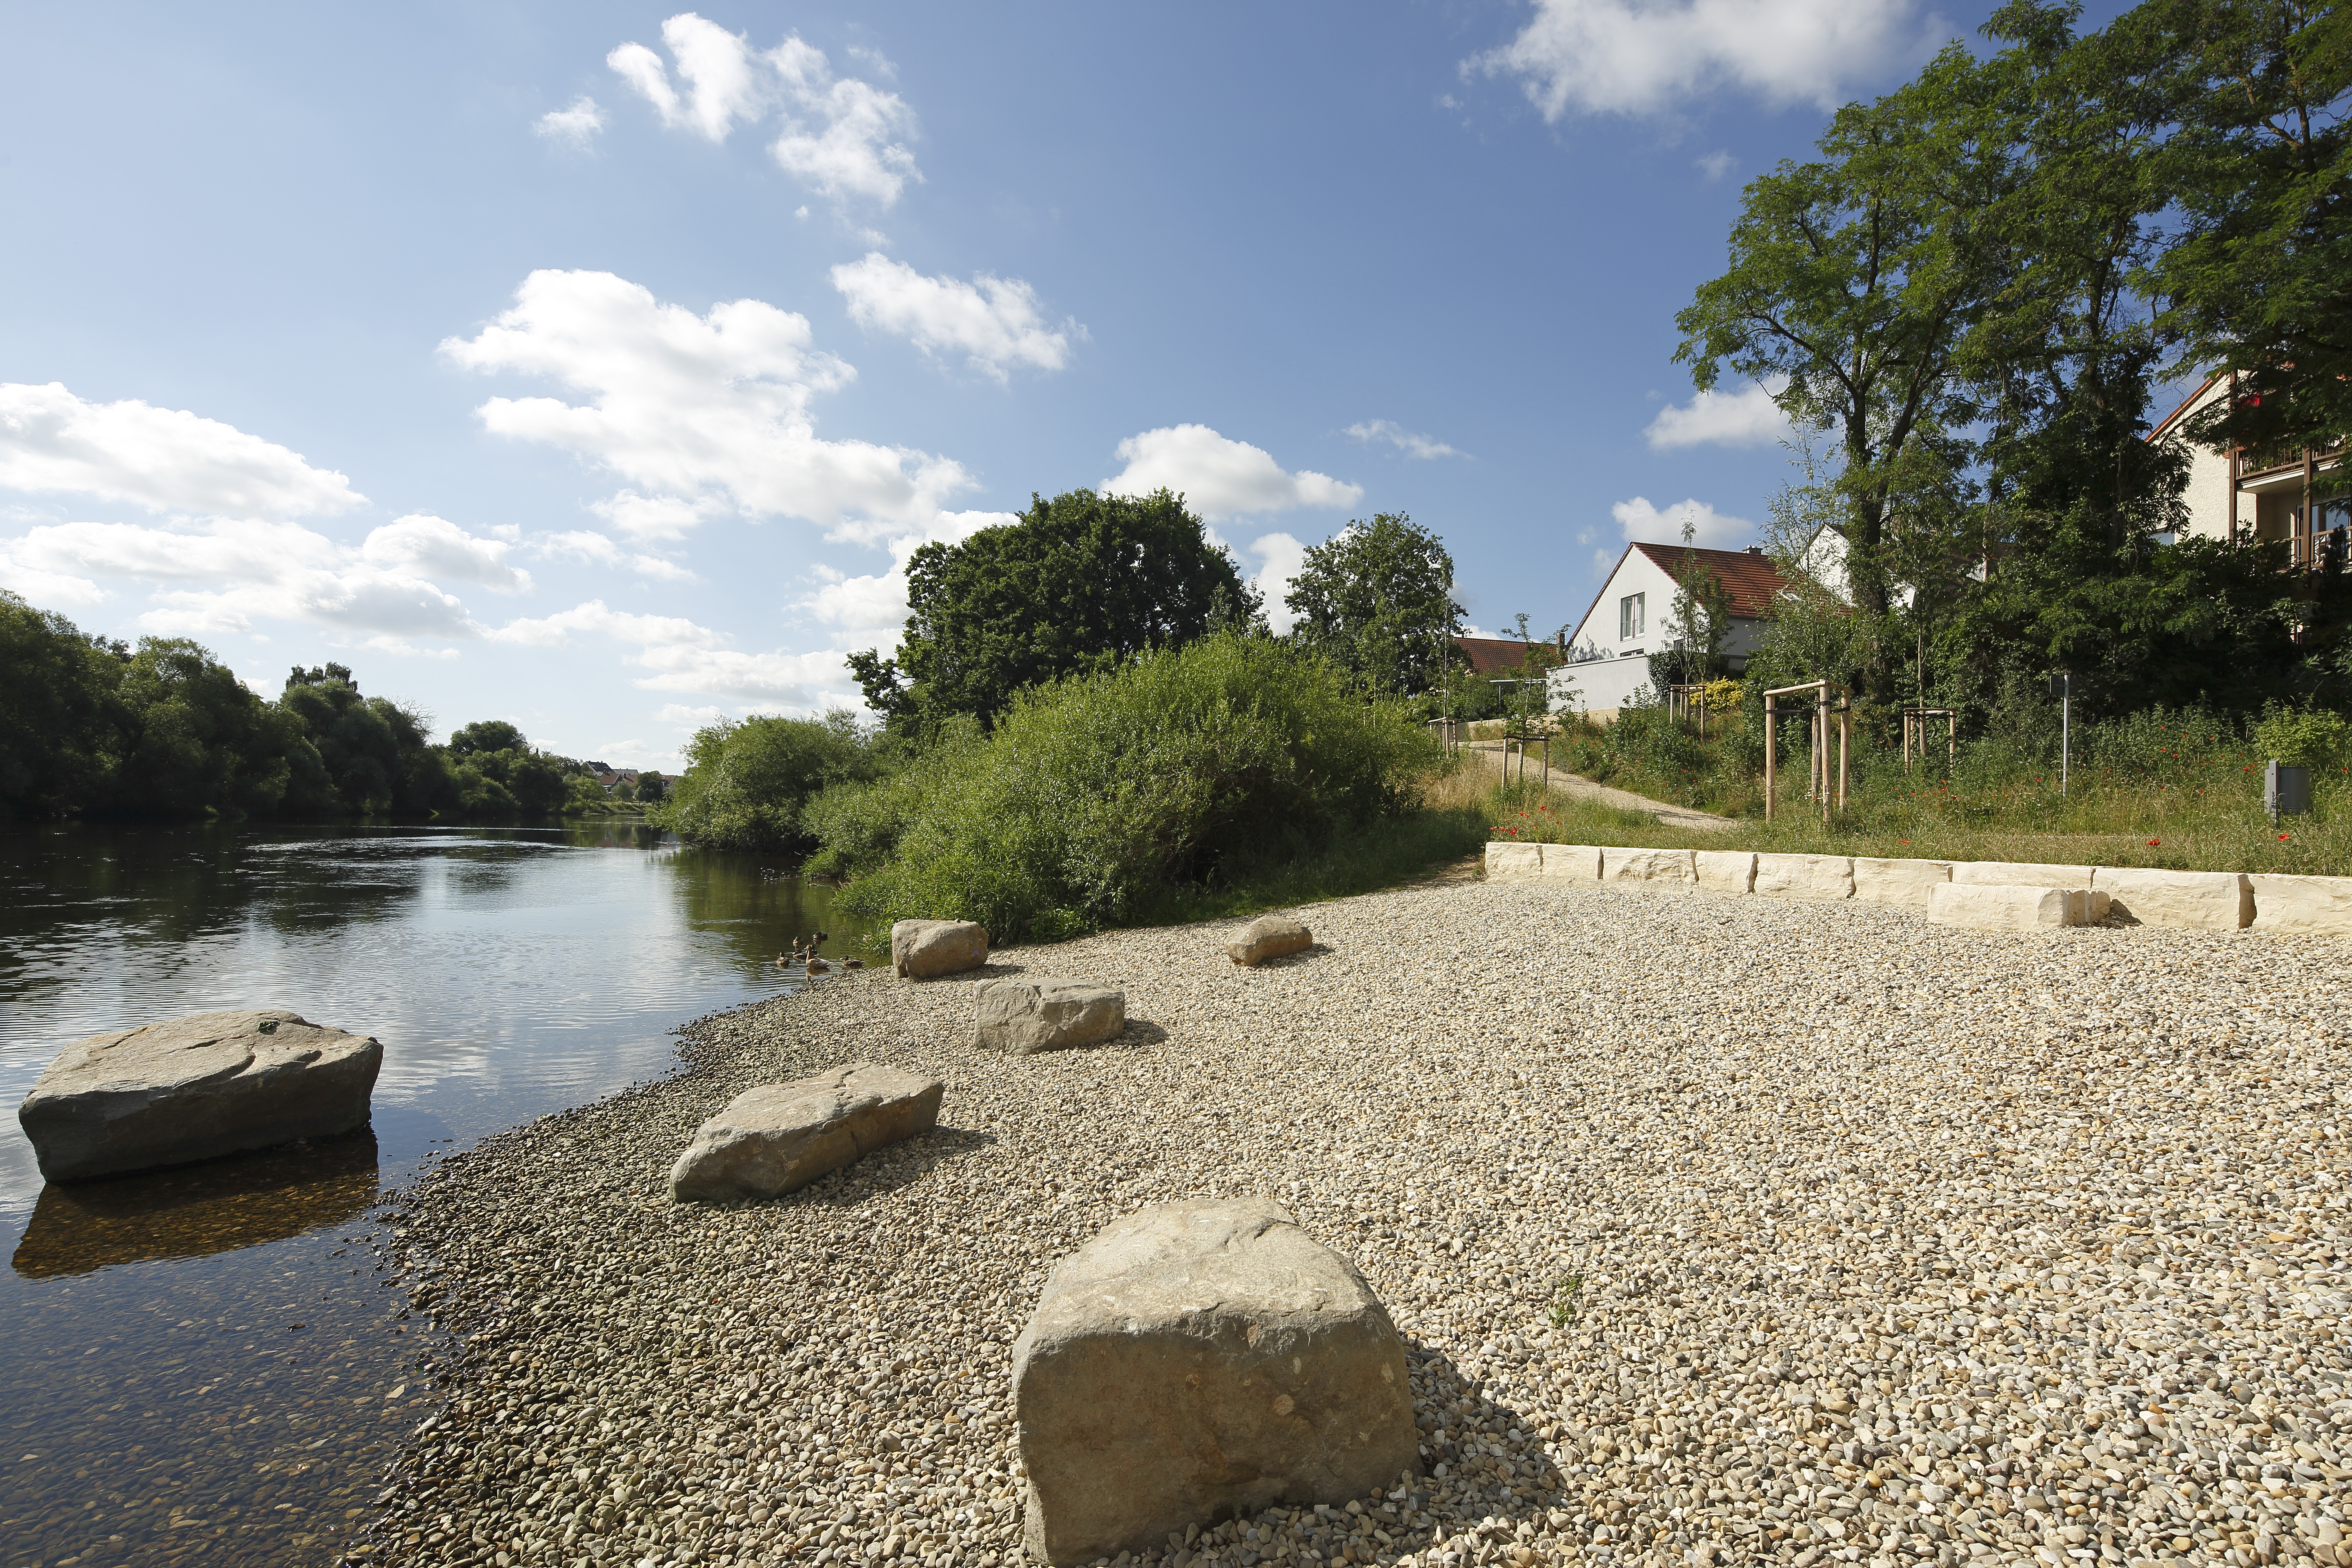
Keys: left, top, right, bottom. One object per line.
{"left": 1555, "top": 542, "right": 1789, "bottom": 717}
{"left": 2154, "top": 375, "right": 2348, "bottom": 561}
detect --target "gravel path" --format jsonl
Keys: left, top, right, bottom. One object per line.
{"left": 1458, "top": 742, "right": 1736, "bottom": 832}
{"left": 359, "top": 879, "right": 2352, "bottom": 1568}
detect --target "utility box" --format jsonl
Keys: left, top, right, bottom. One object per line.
{"left": 2267, "top": 760, "right": 2312, "bottom": 818}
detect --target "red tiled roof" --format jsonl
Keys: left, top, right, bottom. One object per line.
{"left": 1453, "top": 636, "right": 1557, "bottom": 675}
{"left": 1625, "top": 543, "right": 1786, "bottom": 618}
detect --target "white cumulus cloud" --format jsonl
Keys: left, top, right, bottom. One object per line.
{"left": 1468, "top": 0, "right": 1943, "bottom": 119}
{"left": 830, "top": 253, "right": 1080, "bottom": 381}
{"left": 361, "top": 514, "right": 531, "bottom": 593}
{"left": 606, "top": 16, "right": 919, "bottom": 207}
{"left": 533, "top": 530, "right": 698, "bottom": 583}
{"left": 1644, "top": 379, "right": 1790, "bottom": 449}
{"left": 494, "top": 598, "right": 857, "bottom": 706}
{"left": 1344, "top": 419, "right": 1463, "bottom": 460}
{"left": 535, "top": 96, "right": 605, "bottom": 148}
{"left": 1102, "top": 425, "right": 1361, "bottom": 524}
{"left": 440, "top": 269, "right": 974, "bottom": 544}
{"left": 1611, "top": 495, "right": 1755, "bottom": 548}
{"left": 0, "top": 381, "right": 362, "bottom": 519}
{"left": 1243, "top": 532, "right": 1310, "bottom": 635}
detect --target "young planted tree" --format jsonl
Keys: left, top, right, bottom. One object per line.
{"left": 850, "top": 488, "right": 1258, "bottom": 734}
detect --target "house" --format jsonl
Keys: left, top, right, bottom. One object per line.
{"left": 2152, "top": 374, "right": 2348, "bottom": 560}
{"left": 1556, "top": 542, "right": 1789, "bottom": 717}
{"left": 1452, "top": 633, "right": 1565, "bottom": 675}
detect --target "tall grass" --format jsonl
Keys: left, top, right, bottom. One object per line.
{"left": 1487, "top": 703, "right": 2352, "bottom": 875}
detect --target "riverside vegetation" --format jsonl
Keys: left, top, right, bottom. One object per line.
{"left": 0, "top": 589, "right": 642, "bottom": 823}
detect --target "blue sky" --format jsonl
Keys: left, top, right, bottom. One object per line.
{"left": 3, "top": 0, "right": 2005, "bottom": 768}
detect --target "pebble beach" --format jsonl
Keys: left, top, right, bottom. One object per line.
{"left": 360, "top": 875, "right": 2352, "bottom": 1568}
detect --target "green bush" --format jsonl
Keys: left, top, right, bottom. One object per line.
{"left": 656, "top": 711, "right": 883, "bottom": 853}
{"left": 2252, "top": 707, "right": 2352, "bottom": 769}
{"left": 824, "top": 633, "right": 1440, "bottom": 939}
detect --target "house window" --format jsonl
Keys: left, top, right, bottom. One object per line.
{"left": 1619, "top": 592, "right": 1645, "bottom": 640}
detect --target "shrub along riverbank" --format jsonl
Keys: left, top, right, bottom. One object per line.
{"left": 657, "top": 635, "right": 1490, "bottom": 942}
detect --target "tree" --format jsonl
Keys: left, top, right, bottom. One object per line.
{"left": 1675, "top": 40, "right": 2018, "bottom": 686}
{"left": 279, "top": 664, "right": 433, "bottom": 815}
{"left": 0, "top": 590, "right": 125, "bottom": 819}
{"left": 656, "top": 711, "right": 884, "bottom": 853}
{"left": 447, "top": 719, "right": 528, "bottom": 757}
{"left": 2149, "top": 0, "right": 2352, "bottom": 481}
{"left": 851, "top": 488, "right": 1259, "bottom": 732}
{"left": 635, "top": 771, "right": 668, "bottom": 804}
{"left": 111, "top": 638, "right": 329, "bottom": 819}
{"left": 1282, "top": 514, "right": 1464, "bottom": 698}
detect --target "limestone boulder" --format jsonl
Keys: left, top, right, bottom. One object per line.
{"left": 1926, "top": 882, "right": 2088, "bottom": 931}
{"left": 890, "top": 919, "right": 990, "bottom": 979}
{"left": 1483, "top": 842, "right": 1542, "bottom": 879}
{"left": 18, "top": 1010, "right": 381, "bottom": 1183}
{"left": 1602, "top": 846, "right": 1695, "bottom": 885}
{"left": 668, "top": 1063, "right": 943, "bottom": 1203}
{"left": 1011, "top": 1198, "right": 1420, "bottom": 1566}
{"left": 1539, "top": 844, "right": 1601, "bottom": 881}
{"left": 1227, "top": 915, "right": 1311, "bottom": 967}
{"left": 1694, "top": 850, "right": 1755, "bottom": 894}
{"left": 2091, "top": 867, "right": 2252, "bottom": 931}
{"left": 1851, "top": 857, "right": 1951, "bottom": 909}
{"left": 2249, "top": 873, "right": 2352, "bottom": 936}
{"left": 1951, "top": 860, "right": 2095, "bottom": 889}
{"left": 1752, "top": 853, "right": 1854, "bottom": 901}
{"left": 974, "top": 978, "right": 1126, "bottom": 1055}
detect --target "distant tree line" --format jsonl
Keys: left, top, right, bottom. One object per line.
{"left": 0, "top": 590, "right": 618, "bottom": 824}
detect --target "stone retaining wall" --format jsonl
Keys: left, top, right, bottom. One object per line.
{"left": 1481, "top": 840, "right": 2343, "bottom": 933}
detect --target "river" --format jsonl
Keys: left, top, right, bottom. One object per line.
{"left": 0, "top": 822, "right": 857, "bottom": 1567}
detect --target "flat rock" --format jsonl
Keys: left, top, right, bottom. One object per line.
{"left": 1539, "top": 844, "right": 1601, "bottom": 880}
{"left": 890, "top": 919, "right": 990, "bottom": 979}
{"left": 1694, "top": 850, "right": 1755, "bottom": 893}
{"left": 2248, "top": 872, "right": 2352, "bottom": 935}
{"left": 974, "top": 978, "right": 1126, "bottom": 1055}
{"left": 1752, "top": 853, "right": 1853, "bottom": 901}
{"left": 18, "top": 1010, "right": 382, "bottom": 1183}
{"left": 1926, "top": 882, "right": 2091, "bottom": 931}
{"left": 667, "top": 1063, "right": 943, "bottom": 1203}
{"left": 2091, "top": 867, "right": 2251, "bottom": 931}
{"left": 1227, "top": 915, "right": 1311, "bottom": 967}
{"left": 1852, "top": 856, "right": 1951, "bottom": 909}
{"left": 1602, "top": 846, "right": 1695, "bottom": 885}
{"left": 1483, "top": 842, "right": 1542, "bottom": 879}
{"left": 1011, "top": 1198, "right": 1420, "bottom": 1566}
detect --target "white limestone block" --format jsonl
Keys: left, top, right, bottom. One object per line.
{"left": 1538, "top": 844, "right": 1602, "bottom": 881}
{"left": 2090, "top": 867, "right": 2252, "bottom": 931}
{"left": 1852, "top": 857, "right": 1952, "bottom": 909}
{"left": 1752, "top": 853, "right": 1854, "bottom": 901}
{"left": 1951, "top": 860, "right": 2096, "bottom": 889}
{"left": 1694, "top": 851, "right": 1755, "bottom": 894}
{"left": 1484, "top": 842, "right": 1543, "bottom": 880}
{"left": 1602, "top": 846, "right": 1696, "bottom": 885}
{"left": 1927, "top": 882, "right": 2083, "bottom": 930}
{"left": 2248, "top": 873, "right": 2352, "bottom": 936}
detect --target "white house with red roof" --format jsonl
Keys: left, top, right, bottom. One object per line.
{"left": 1556, "top": 542, "right": 1791, "bottom": 715}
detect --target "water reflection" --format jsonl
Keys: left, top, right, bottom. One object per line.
{"left": 14, "top": 1131, "right": 381, "bottom": 1278}
{"left": 0, "top": 822, "right": 860, "bottom": 1567}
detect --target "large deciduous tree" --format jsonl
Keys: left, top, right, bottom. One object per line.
{"left": 1282, "top": 513, "right": 1463, "bottom": 699}
{"left": 1675, "top": 40, "right": 2018, "bottom": 687}
{"left": 851, "top": 488, "right": 1258, "bottom": 732}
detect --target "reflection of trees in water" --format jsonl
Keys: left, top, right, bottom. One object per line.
{"left": 13, "top": 1130, "right": 379, "bottom": 1278}
{"left": 668, "top": 849, "right": 873, "bottom": 965}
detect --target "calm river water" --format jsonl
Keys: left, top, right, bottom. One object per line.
{"left": 0, "top": 822, "right": 858, "bottom": 1568}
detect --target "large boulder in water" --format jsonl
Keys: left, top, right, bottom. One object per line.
{"left": 668, "top": 1064, "right": 944, "bottom": 1203}
{"left": 1011, "top": 1198, "right": 1421, "bottom": 1565}
{"left": 18, "top": 1010, "right": 382, "bottom": 1183}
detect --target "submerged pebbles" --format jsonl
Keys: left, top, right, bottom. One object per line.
{"left": 357, "top": 880, "right": 2352, "bottom": 1568}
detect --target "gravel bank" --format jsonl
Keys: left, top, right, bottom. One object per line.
{"left": 359, "top": 879, "right": 2352, "bottom": 1568}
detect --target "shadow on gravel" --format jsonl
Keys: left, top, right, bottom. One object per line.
{"left": 791, "top": 1127, "right": 1000, "bottom": 1209}
{"left": 909, "top": 961, "right": 1026, "bottom": 981}
{"left": 1248, "top": 942, "right": 1333, "bottom": 969}
{"left": 1400, "top": 1339, "right": 1565, "bottom": 1542}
